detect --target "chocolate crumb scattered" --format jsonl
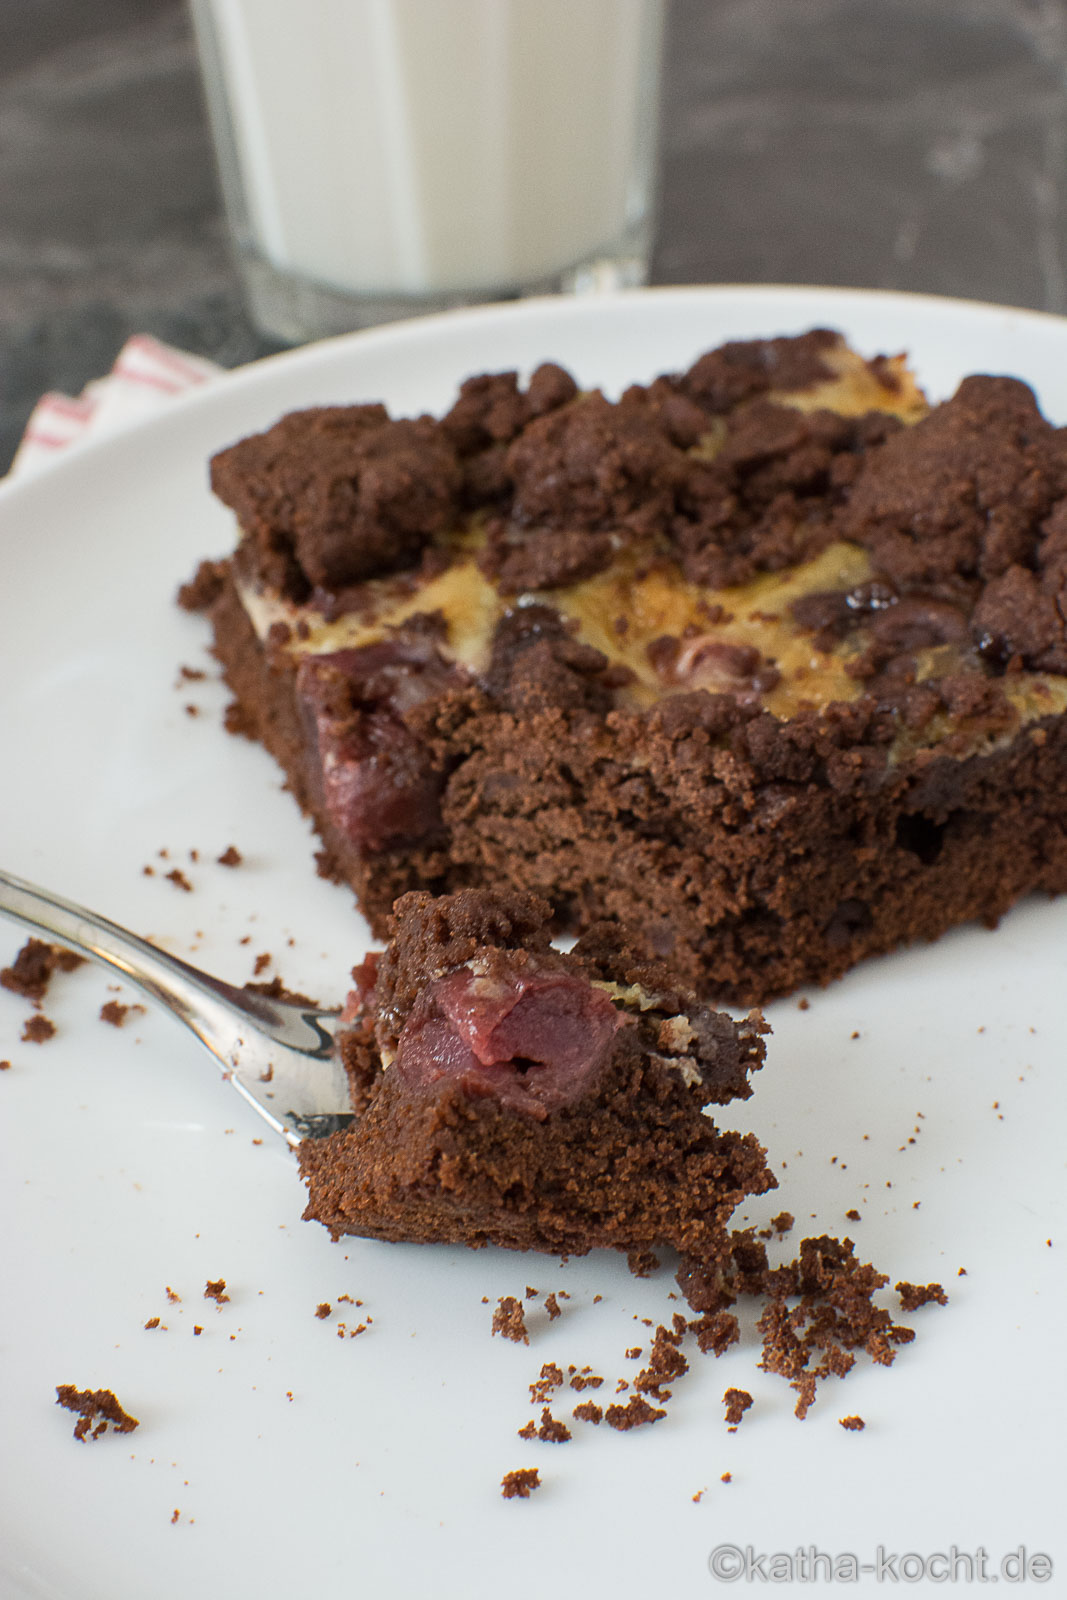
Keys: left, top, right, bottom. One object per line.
{"left": 895, "top": 1280, "right": 948, "bottom": 1311}
{"left": 626, "top": 1250, "right": 661, "bottom": 1278}
{"left": 99, "top": 1000, "right": 129, "bottom": 1028}
{"left": 723, "top": 1388, "right": 753, "bottom": 1426}
{"left": 529, "top": 1363, "right": 564, "bottom": 1404}
{"left": 678, "top": 1228, "right": 922, "bottom": 1422}
{"left": 517, "top": 1421, "right": 536, "bottom": 1440}
{"left": 501, "top": 1468, "right": 540, "bottom": 1499}
{"left": 243, "top": 975, "right": 320, "bottom": 1007}
{"left": 193, "top": 1326, "right": 203, "bottom": 1336}
{"left": 569, "top": 1373, "right": 603, "bottom": 1392}
{"left": 165, "top": 868, "right": 193, "bottom": 893}
{"left": 543, "top": 1293, "right": 561, "bottom": 1322}
{"left": 791, "top": 1374, "right": 819, "bottom": 1420}
{"left": 840, "top": 1414, "right": 866, "bottom": 1431}
{"left": 171, "top": 1509, "right": 180, "bottom": 1524}
{"left": 56, "top": 1385, "right": 139, "bottom": 1442}
{"left": 253, "top": 952, "right": 271, "bottom": 976}
{"left": 144, "top": 1317, "right": 160, "bottom": 1330}
{"left": 525, "top": 1286, "right": 539, "bottom": 1299}
{"left": 491, "top": 1296, "right": 529, "bottom": 1344}
{"left": 797, "top": 998, "right": 810, "bottom": 1011}
{"left": 846, "top": 1209, "right": 862, "bottom": 1222}
{"left": 537, "top": 1407, "right": 571, "bottom": 1443}
{"left": 21, "top": 1014, "right": 55, "bottom": 1044}
{"left": 634, "top": 1325, "right": 689, "bottom": 1398}
{"left": 625, "top": 1347, "right": 642, "bottom": 1360}
{"left": 770, "top": 1212, "right": 794, "bottom": 1236}
{"left": 1, "top": 938, "right": 85, "bottom": 1004}
{"left": 165, "top": 1287, "right": 180, "bottom": 1303}
{"left": 315, "top": 1303, "right": 332, "bottom": 1319}
{"left": 690, "top": 1311, "right": 741, "bottom": 1357}
{"left": 217, "top": 845, "right": 243, "bottom": 867}
{"left": 203, "top": 1279, "right": 229, "bottom": 1304}
{"left": 605, "top": 1395, "right": 667, "bottom": 1431}
{"left": 721, "top": 1472, "right": 732, "bottom": 1484}
{"left": 572, "top": 1402, "right": 603, "bottom": 1425}
{"left": 0, "top": 1060, "right": 10, "bottom": 1071}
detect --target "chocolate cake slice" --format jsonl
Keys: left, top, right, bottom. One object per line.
{"left": 185, "top": 329, "right": 1067, "bottom": 1002}
{"left": 299, "top": 889, "right": 775, "bottom": 1259}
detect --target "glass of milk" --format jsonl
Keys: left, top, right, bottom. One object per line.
{"left": 190, "top": 0, "right": 665, "bottom": 344}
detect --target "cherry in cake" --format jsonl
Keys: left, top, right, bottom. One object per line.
{"left": 299, "top": 889, "right": 775, "bottom": 1261}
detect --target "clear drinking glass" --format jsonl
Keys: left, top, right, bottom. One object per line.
{"left": 190, "top": 0, "right": 665, "bottom": 344}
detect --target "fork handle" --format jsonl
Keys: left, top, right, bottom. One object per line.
{"left": 0, "top": 865, "right": 270, "bottom": 1031}
{"left": 0, "top": 867, "right": 351, "bottom": 1143}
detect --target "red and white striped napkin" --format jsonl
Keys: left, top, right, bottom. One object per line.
{"left": 10, "top": 334, "right": 223, "bottom": 478}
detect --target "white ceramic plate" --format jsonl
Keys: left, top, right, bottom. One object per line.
{"left": 1, "top": 288, "right": 1065, "bottom": 1600}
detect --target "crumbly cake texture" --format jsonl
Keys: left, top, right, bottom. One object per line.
{"left": 298, "top": 888, "right": 774, "bottom": 1260}
{"left": 678, "top": 1228, "right": 933, "bottom": 1420}
{"left": 55, "top": 1385, "right": 139, "bottom": 1442}
{"left": 185, "top": 328, "right": 1067, "bottom": 1002}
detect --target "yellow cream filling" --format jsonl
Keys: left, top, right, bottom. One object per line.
{"left": 237, "top": 337, "right": 1066, "bottom": 760}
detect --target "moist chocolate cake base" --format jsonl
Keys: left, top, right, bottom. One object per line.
{"left": 298, "top": 889, "right": 775, "bottom": 1260}
{"left": 300, "top": 1056, "right": 772, "bottom": 1256}
{"left": 201, "top": 564, "right": 1067, "bottom": 1004}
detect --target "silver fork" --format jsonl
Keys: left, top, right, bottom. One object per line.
{"left": 0, "top": 867, "right": 352, "bottom": 1147}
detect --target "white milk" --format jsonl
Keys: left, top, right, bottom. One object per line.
{"left": 192, "top": 0, "right": 663, "bottom": 298}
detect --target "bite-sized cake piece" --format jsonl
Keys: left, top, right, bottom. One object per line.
{"left": 299, "top": 889, "right": 775, "bottom": 1259}
{"left": 185, "top": 329, "right": 1067, "bottom": 1002}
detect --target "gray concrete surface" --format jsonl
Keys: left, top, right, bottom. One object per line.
{"left": 3, "top": 0, "right": 1067, "bottom": 467}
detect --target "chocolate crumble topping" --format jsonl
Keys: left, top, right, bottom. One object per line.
{"left": 211, "top": 406, "right": 463, "bottom": 596}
